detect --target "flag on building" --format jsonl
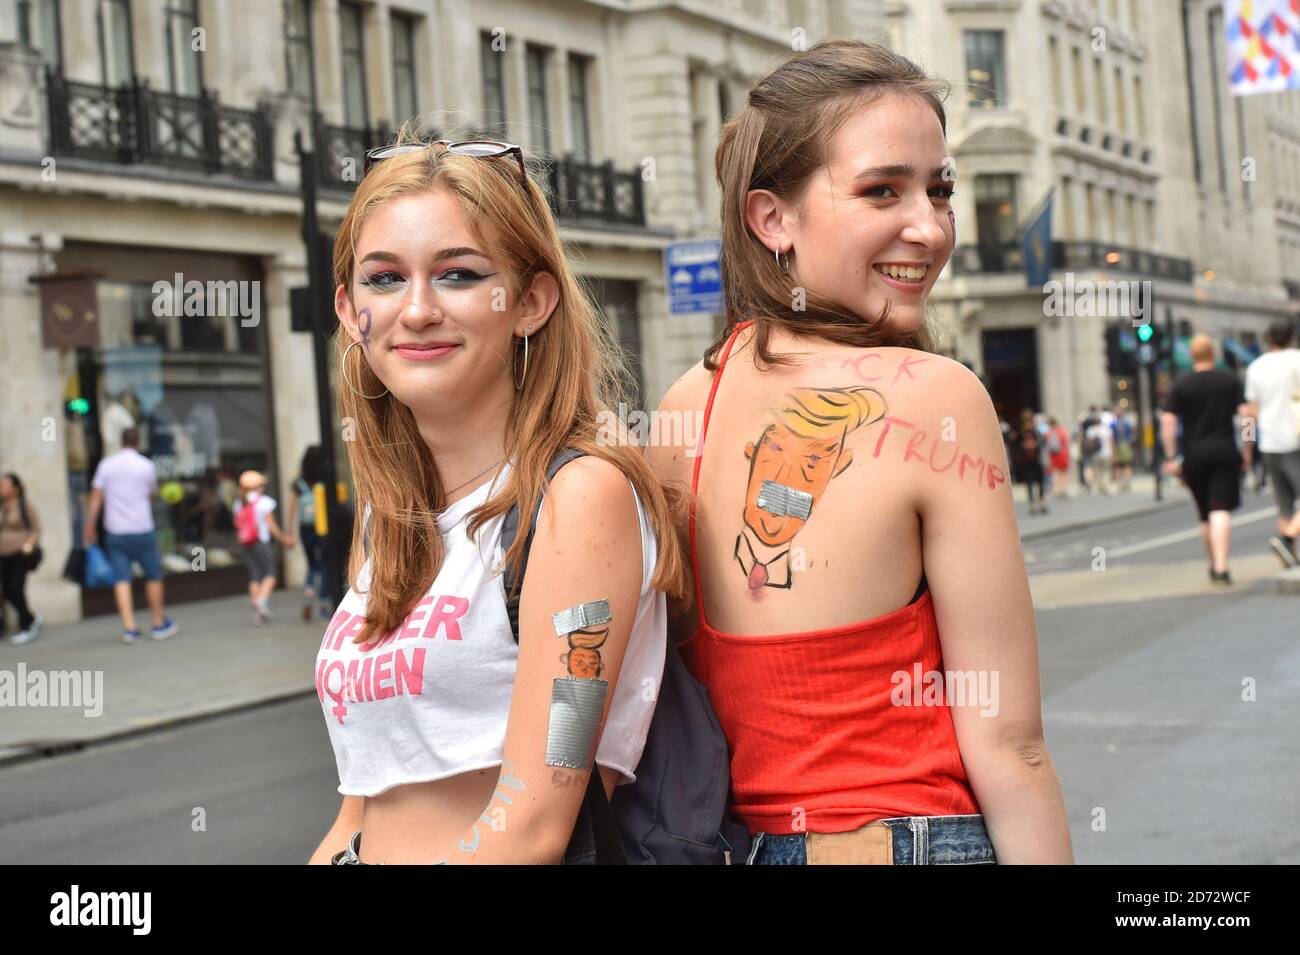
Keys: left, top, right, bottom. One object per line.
{"left": 1021, "top": 190, "right": 1054, "bottom": 288}
{"left": 1226, "top": 0, "right": 1300, "bottom": 96}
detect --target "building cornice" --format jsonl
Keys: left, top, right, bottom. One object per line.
{"left": 1049, "top": 140, "right": 1159, "bottom": 186}
{"left": 942, "top": 0, "right": 1022, "bottom": 13}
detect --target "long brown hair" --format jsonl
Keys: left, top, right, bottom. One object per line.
{"left": 333, "top": 130, "right": 689, "bottom": 645}
{"left": 708, "top": 38, "right": 950, "bottom": 371}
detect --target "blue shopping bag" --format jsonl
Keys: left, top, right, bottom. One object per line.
{"left": 85, "top": 543, "right": 117, "bottom": 588}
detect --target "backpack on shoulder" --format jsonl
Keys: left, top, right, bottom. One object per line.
{"left": 500, "top": 448, "right": 751, "bottom": 865}
{"left": 235, "top": 498, "right": 260, "bottom": 546}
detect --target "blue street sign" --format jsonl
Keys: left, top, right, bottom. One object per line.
{"left": 665, "top": 240, "right": 723, "bottom": 315}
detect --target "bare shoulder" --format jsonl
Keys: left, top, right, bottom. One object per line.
{"left": 657, "top": 359, "right": 714, "bottom": 415}
{"left": 862, "top": 349, "right": 995, "bottom": 421}
{"left": 544, "top": 456, "right": 637, "bottom": 525}
{"left": 647, "top": 360, "right": 714, "bottom": 482}
{"left": 530, "top": 455, "right": 643, "bottom": 595}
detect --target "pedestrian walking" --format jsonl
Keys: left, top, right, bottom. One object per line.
{"left": 233, "top": 470, "right": 294, "bottom": 625}
{"left": 1111, "top": 405, "right": 1135, "bottom": 493}
{"left": 648, "top": 38, "right": 1071, "bottom": 865}
{"left": 1012, "top": 409, "right": 1049, "bottom": 515}
{"left": 83, "top": 427, "right": 178, "bottom": 643}
{"left": 1046, "top": 416, "right": 1072, "bottom": 498}
{"left": 1077, "top": 408, "right": 1098, "bottom": 493}
{"left": 1161, "top": 335, "right": 1249, "bottom": 587}
{"left": 0, "top": 472, "right": 44, "bottom": 645}
{"left": 1243, "top": 319, "right": 1300, "bottom": 567}
{"left": 309, "top": 129, "right": 685, "bottom": 864}
{"left": 286, "top": 446, "right": 332, "bottom": 621}
{"left": 1084, "top": 407, "right": 1115, "bottom": 494}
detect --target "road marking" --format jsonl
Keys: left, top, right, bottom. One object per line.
{"left": 1099, "top": 508, "right": 1275, "bottom": 559}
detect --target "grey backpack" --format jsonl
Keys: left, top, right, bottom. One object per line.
{"left": 500, "top": 448, "right": 750, "bottom": 864}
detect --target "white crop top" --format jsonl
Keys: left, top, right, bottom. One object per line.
{"left": 314, "top": 461, "right": 666, "bottom": 797}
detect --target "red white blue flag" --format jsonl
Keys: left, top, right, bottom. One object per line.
{"left": 1226, "top": 0, "right": 1300, "bottom": 95}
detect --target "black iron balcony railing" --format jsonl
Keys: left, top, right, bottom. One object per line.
{"left": 312, "top": 116, "right": 389, "bottom": 191}
{"left": 1056, "top": 241, "right": 1194, "bottom": 282}
{"left": 951, "top": 240, "right": 1194, "bottom": 283}
{"left": 545, "top": 153, "right": 645, "bottom": 227}
{"left": 45, "top": 68, "right": 273, "bottom": 180}
{"left": 312, "top": 121, "right": 646, "bottom": 228}
{"left": 950, "top": 242, "right": 1026, "bottom": 274}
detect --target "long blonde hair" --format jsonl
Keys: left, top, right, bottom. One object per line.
{"left": 709, "top": 39, "right": 950, "bottom": 371}
{"left": 332, "top": 131, "right": 689, "bottom": 644}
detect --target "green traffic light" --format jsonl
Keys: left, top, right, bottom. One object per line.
{"left": 1136, "top": 324, "right": 1154, "bottom": 342}
{"left": 67, "top": 398, "right": 89, "bottom": 415}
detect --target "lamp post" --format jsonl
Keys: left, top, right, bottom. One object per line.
{"left": 294, "top": 128, "right": 348, "bottom": 609}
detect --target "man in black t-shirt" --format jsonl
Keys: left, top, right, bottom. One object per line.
{"left": 1160, "top": 335, "right": 1248, "bottom": 587}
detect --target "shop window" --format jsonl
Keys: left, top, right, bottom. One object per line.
{"left": 69, "top": 278, "right": 272, "bottom": 586}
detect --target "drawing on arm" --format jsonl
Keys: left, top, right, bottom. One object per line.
{"left": 546, "top": 599, "right": 612, "bottom": 769}
{"left": 736, "top": 386, "right": 887, "bottom": 593}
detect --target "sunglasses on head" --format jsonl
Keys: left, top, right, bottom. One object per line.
{"left": 363, "top": 139, "right": 527, "bottom": 182}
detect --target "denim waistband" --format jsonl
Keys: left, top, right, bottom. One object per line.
{"left": 747, "top": 813, "right": 997, "bottom": 865}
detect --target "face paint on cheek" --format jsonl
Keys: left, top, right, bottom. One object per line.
{"left": 948, "top": 210, "right": 956, "bottom": 242}
{"left": 358, "top": 307, "right": 373, "bottom": 351}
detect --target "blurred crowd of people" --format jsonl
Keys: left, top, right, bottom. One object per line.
{"left": 1001, "top": 403, "right": 1137, "bottom": 514}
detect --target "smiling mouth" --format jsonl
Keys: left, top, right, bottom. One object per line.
{"left": 873, "top": 263, "right": 929, "bottom": 283}
{"left": 392, "top": 342, "right": 460, "bottom": 360}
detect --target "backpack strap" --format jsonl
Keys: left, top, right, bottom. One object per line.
{"left": 500, "top": 447, "right": 588, "bottom": 644}
{"left": 498, "top": 447, "right": 627, "bottom": 864}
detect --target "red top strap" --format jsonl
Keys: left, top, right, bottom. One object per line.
{"left": 688, "top": 320, "right": 753, "bottom": 629}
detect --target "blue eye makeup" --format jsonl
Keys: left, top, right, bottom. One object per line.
{"left": 358, "top": 271, "right": 404, "bottom": 292}
{"left": 358, "top": 268, "right": 496, "bottom": 292}
{"left": 433, "top": 268, "right": 495, "bottom": 285}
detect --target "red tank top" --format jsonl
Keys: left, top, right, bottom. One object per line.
{"left": 679, "top": 320, "right": 979, "bottom": 834}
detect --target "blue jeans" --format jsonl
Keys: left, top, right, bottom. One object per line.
{"left": 748, "top": 813, "right": 997, "bottom": 865}
{"left": 300, "top": 524, "right": 329, "bottom": 603}
{"left": 103, "top": 531, "right": 163, "bottom": 583}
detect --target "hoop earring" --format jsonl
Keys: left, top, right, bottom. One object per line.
{"left": 775, "top": 246, "right": 790, "bottom": 274}
{"left": 342, "top": 339, "right": 389, "bottom": 400}
{"left": 513, "top": 333, "right": 529, "bottom": 390}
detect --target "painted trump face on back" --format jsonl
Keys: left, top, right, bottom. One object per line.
{"left": 735, "top": 386, "right": 887, "bottom": 591}
{"left": 743, "top": 424, "right": 850, "bottom": 547}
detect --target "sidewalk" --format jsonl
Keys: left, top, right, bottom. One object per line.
{"left": 1014, "top": 474, "right": 1186, "bottom": 541}
{"left": 0, "top": 591, "right": 325, "bottom": 767}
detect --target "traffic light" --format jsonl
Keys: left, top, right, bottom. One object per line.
{"left": 1135, "top": 321, "right": 1161, "bottom": 366}
{"left": 1105, "top": 322, "right": 1138, "bottom": 376}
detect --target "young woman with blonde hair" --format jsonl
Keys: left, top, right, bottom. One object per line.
{"left": 309, "top": 132, "right": 686, "bottom": 864}
{"left": 649, "top": 39, "right": 1073, "bottom": 865}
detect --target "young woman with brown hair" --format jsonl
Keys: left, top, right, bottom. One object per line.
{"left": 648, "top": 39, "right": 1072, "bottom": 865}
{"left": 308, "top": 132, "right": 687, "bottom": 864}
